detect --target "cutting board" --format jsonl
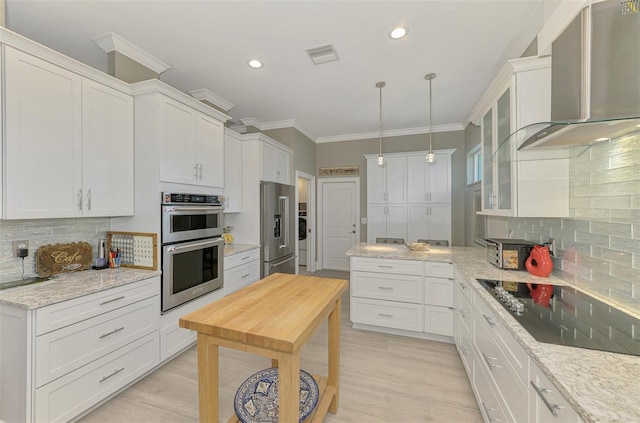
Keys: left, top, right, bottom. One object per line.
{"left": 36, "top": 242, "right": 93, "bottom": 277}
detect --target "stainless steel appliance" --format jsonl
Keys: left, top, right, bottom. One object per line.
{"left": 261, "top": 182, "right": 296, "bottom": 277}
{"left": 485, "top": 238, "right": 536, "bottom": 270}
{"left": 476, "top": 279, "right": 640, "bottom": 357}
{"left": 519, "top": 0, "right": 640, "bottom": 151}
{"left": 161, "top": 192, "right": 224, "bottom": 313}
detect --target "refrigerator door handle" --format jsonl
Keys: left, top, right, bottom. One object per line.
{"left": 279, "top": 195, "right": 290, "bottom": 249}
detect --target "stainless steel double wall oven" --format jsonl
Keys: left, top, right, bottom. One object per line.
{"left": 161, "top": 192, "right": 224, "bottom": 313}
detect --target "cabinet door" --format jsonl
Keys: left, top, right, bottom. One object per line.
{"left": 428, "top": 154, "right": 451, "bottom": 203}
{"left": 386, "top": 157, "right": 406, "bottom": 203}
{"left": 4, "top": 47, "right": 82, "bottom": 218}
{"left": 424, "top": 277, "right": 453, "bottom": 307}
{"left": 224, "top": 131, "right": 242, "bottom": 213}
{"left": 386, "top": 204, "right": 407, "bottom": 241}
{"left": 367, "top": 158, "right": 387, "bottom": 203}
{"left": 81, "top": 79, "right": 134, "bottom": 217}
{"left": 196, "top": 114, "right": 224, "bottom": 188}
{"left": 367, "top": 204, "right": 387, "bottom": 242}
{"left": 407, "top": 204, "right": 429, "bottom": 243}
{"left": 481, "top": 109, "right": 494, "bottom": 211}
{"left": 274, "top": 147, "right": 291, "bottom": 184}
{"left": 424, "top": 305, "right": 453, "bottom": 336}
{"left": 495, "top": 88, "right": 513, "bottom": 212}
{"left": 158, "top": 96, "right": 197, "bottom": 184}
{"left": 428, "top": 204, "right": 452, "bottom": 244}
{"left": 406, "top": 155, "right": 428, "bottom": 203}
{"left": 261, "top": 142, "right": 277, "bottom": 182}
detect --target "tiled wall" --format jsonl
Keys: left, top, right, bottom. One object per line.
{"left": 0, "top": 218, "right": 109, "bottom": 285}
{"left": 507, "top": 132, "right": 639, "bottom": 312}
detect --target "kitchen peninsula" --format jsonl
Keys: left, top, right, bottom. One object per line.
{"left": 346, "top": 243, "right": 640, "bottom": 423}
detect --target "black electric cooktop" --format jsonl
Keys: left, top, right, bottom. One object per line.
{"left": 476, "top": 279, "right": 640, "bottom": 357}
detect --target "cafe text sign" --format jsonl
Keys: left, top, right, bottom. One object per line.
{"left": 36, "top": 242, "right": 93, "bottom": 277}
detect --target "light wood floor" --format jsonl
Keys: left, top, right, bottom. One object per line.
{"left": 78, "top": 270, "right": 482, "bottom": 423}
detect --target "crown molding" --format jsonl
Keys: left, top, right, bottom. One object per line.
{"left": 189, "top": 88, "right": 234, "bottom": 112}
{"left": 240, "top": 117, "right": 263, "bottom": 130}
{"left": 92, "top": 32, "right": 171, "bottom": 75}
{"left": 239, "top": 118, "right": 318, "bottom": 143}
{"left": 130, "top": 79, "right": 231, "bottom": 122}
{"left": 316, "top": 123, "right": 465, "bottom": 144}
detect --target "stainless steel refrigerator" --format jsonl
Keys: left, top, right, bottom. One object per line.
{"left": 260, "top": 181, "right": 296, "bottom": 277}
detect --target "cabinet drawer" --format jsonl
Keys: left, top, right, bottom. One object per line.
{"left": 351, "top": 297, "right": 422, "bottom": 332}
{"left": 423, "top": 305, "right": 453, "bottom": 336}
{"left": 224, "top": 248, "right": 259, "bottom": 270}
{"left": 473, "top": 360, "right": 509, "bottom": 423}
{"left": 351, "top": 271, "right": 422, "bottom": 304}
{"left": 474, "top": 305, "right": 529, "bottom": 423}
{"left": 424, "top": 277, "right": 453, "bottom": 307}
{"left": 529, "top": 363, "right": 580, "bottom": 423}
{"left": 224, "top": 260, "right": 260, "bottom": 296}
{"left": 351, "top": 257, "right": 422, "bottom": 275}
{"left": 424, "top": 262, "right": 453, "bottom": 278}
{"left": 458, "top": 287, "right": 473, "bottom": 335}
{"left": 474, "top": 294, "right": 528, "bottom": 383}
{"left": 34, "top": 332, "right": 159, "bottom": 423}
{"left": 35, "top": 295, "right": 159, "bottom": 387}
{"left": 36, "top": 276, "right": 159, "bottom": 335}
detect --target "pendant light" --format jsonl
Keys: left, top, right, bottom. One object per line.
{"left": 376, "top": 81, "right": 386, "bottom": 166}
{"left": 425, "top": 73, "right": 436, "bottom": 163}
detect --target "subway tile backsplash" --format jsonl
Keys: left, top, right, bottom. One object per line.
{"left": 0, "top": 218, "right": 109, "bottom": 284}
{"left": 507, "top": 132, "right": 640, "bottom": 314}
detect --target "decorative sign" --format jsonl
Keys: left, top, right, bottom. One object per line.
{"left": 36, "top": 242, "right": 93, "bottom": 277}
{"left": 319, "top": 166, "right": 359, "bottom": 176}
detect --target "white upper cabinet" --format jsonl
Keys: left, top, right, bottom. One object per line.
{"left": 474, "top": 56, "right": 568, "bottom": 217}
{"left": 367, "top": 157, "right": 406, "bottom": 204}
{"left": 406, "top": 154, "right": 451, "bottom": 204}
{"left": 260, "top": 139, "right": 291, "bottom": 184}
{"left": 3, "top": 46, "right": 133, "bottom": 219}
{"left": 81, "top": 79, "right": 134, "bottom": 217}
{"left": 223, "top": 128, "right": 243, "bottom": 213}
{"left": 158, "top": 95, "right": 224, "bottom": 188}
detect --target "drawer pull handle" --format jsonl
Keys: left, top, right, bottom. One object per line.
{"left": 99, "top": 367, "right": 125, "bottom": 383}
{"left": 460, "top": 310, "right": 469, "bottom": 318}
{"left": 481, "top": 402, "right": 502, "bottom": 422}
{"left": 378, "top": 265, "right": 393, "bottom": 268}
{"left": 530, "top": 381, "right": 562, "bottom": 416}
{"left": 100, "top": 296, "right": 125, "bottom": 306}
{"left": 377, "top": 313, "right": 393, "bottom": 318}
{"left": 241, "top": 273, "right": 251, "bottom": 278}
{"left": 462, "top": 346, "right": 471, "bottom": 355}
{"left": 483, "top": 313, "right": 499, "bottom": 327}
{"left": 377, "top": 286, "right": 393, "bottom": 290}
{"left": 241, "top": 256, "right": 250, "bottom": 260}
{"left": 458, "top": 281, "right": 467, "bottom": 289}
{"left": 482, "top": 352, "right": 502, "bottom": 370}
{"left": 99, "top": 326, "right": 125, "bottom": 339}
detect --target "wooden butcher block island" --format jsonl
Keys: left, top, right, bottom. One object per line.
{"left": 179, "top": 273, "right": 348, "bottom": 423}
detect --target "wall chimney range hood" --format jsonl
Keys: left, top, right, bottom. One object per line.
{"left": 518, "top": 0, "right": 640, "bottom": 151}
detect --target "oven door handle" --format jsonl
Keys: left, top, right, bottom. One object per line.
{"left": 164, "top": 206, "right": 223, "bottom": 212}
{"left": 166, "top": 239, "right": 221, "bottom": 252}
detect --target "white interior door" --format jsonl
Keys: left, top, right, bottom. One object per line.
{"left": 320, "top": 178, "right": 359, "bottom": 271}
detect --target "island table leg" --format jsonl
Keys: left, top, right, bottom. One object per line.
{"left": 197, "top": 333, "right": 219, "bottom": 423}
{"left": 328, "top": 297, "right": 341, "bottom": 413}
{"left": 278, "top": 352, "right": 301, "bottom": 423}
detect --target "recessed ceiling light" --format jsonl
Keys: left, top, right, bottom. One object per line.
{"left": 390, "top": 27, "right": 407, "bottom": 39}
{"left": 593, "top": 137, "right": 609, "bottom": 142}
{"left": 248, "top": 59, "right": 263, "bottom": 69}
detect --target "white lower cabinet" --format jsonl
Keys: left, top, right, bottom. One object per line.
{"left": 529, "top": 363, "right": 582, "bottom": 423}
{"left": 223, "top": 248, "right": 260, "bottom": 296}
{"left": 452, "top": 271, "right": 581, "bottom": 423}
{"left": 350, "top": 257, "right": 454, "bottom": 340}
{"left": 0, "top": 276, "right": 160, "bottom": 423}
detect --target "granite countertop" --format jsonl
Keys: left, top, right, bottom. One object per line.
{"left": 0, "top": 268, "right": 161, "bottom": 310}
{"left": 347, "top": 243, "right": 640, "bottom": 423}
{"left": 224, "top": 243, "right": 260, "bottom": 256}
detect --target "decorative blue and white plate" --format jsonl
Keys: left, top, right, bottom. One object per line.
{"left": 234, "top": 367, "right": 319, "bottom": 423}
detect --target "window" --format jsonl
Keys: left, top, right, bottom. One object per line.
{"left": 467, "top": 145, "right": 482, "bottom": 184}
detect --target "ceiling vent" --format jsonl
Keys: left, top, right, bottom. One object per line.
{"left": 305, "top": 44, "right": 340, "bottom": 65}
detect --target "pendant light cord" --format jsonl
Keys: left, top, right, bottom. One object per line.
{"left": 428, "top": 77, "right": 433, "bottom": 154}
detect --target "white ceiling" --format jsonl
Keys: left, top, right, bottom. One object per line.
{"left": 5, "top": 0, "right": 557, "bottom": 142}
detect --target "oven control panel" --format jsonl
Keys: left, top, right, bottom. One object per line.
{"left": 162, "top": 192, "right": 221, "bottom": 205}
